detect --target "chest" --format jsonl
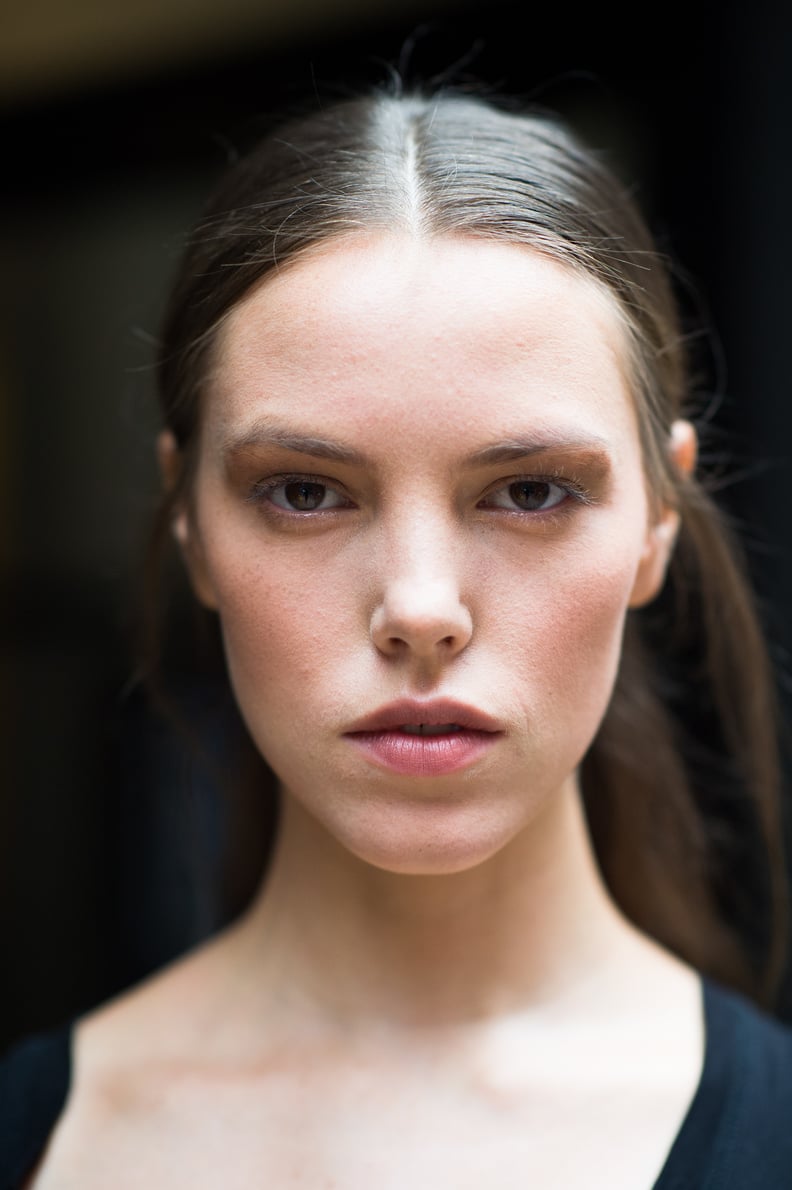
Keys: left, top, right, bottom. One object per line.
{"left": 33, "top": 1059, "right": 692, "bottom": 1190}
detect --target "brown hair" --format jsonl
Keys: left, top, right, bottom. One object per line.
{"left": 151, "top": 87, "right": 788, "bottom": 1006}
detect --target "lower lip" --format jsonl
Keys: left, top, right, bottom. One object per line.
{"left": 344, "top": 729, "right": 500, "bottom": 776}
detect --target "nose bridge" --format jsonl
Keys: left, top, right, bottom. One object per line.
{"left": 389, "top": 498, "right": 462, "bottom": 595}
{"left": 392, "top": 499, "right": 452, "bottom": 574}
{"left": 370, "top": 501, "right": 473, "bottom": 660}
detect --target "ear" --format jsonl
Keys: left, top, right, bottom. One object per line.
{"left": 156, "top": 429, "right": 219, "bottom": 610}
{"left": 628, "top": 420, "right": 697, "bottom": 609}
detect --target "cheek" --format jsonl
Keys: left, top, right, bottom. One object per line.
{"left": 203, "top": 539, "right": 358, "bottom": 750}
{"left": 493, "top": 541, "right": 641, "bottom": 743}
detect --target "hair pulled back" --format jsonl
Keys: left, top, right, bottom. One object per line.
{"left": 153, "top": 87, "right": 788, "bottom": 1006}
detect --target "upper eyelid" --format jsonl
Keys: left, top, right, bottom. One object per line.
{"left": 480, "top": 472, "right": 594, "bottom": 498}
{"left": 248, "top": 470, "right": 590, "bottom": 494}
{"left": 226, "top": 436, "right": 614, "bottom": 495}
{"left": 251, "top": 471, "right": 346, "bottom": 492}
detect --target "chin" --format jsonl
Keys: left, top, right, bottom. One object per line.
{"left": 334, "top": 801, "right": 527, "bottom": 877}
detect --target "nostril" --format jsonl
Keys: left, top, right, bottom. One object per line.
{"left": 369, "top": 590, "right": 474, "bottom": 659}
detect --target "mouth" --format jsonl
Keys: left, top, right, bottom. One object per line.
{"left": 400, "top": 723, "right": 463, "bottom": 736}
{"left": 343, "top": 700, "right": 502, "bottom": 776}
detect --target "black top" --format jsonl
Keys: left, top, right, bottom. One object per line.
{"left": 0, "top": 1023, "right": 71, "bottom": 1190}
{"left": 1, "top": 977, "right": 791, "bottom": 1189}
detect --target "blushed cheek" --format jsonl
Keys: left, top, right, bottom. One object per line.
{"left": 208, "top": 554, "right": 356, "bottom": 754}
{"left": 559, "top": 559, "right": 635, "bottom": 667}
{"left": 220, "top": 584, "right": 315, "bottom": 683}
{"left": 508, "top": 554, "right": 639, "bottom": 744}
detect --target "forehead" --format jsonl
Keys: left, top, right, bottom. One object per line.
{"left": 207, "top": 234, "right": 637, "bottom": 454}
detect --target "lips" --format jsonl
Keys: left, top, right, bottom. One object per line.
{"left": 345, "top": 699, "right": 503, "bottom": 734}
{"left": 343, "top": 700, "right": 503, "bottom": 776}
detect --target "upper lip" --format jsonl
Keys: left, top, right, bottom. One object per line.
{"left": 344, "top": 699, "right": 504, "bottom": 734}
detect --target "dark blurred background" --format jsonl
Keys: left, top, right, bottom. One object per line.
{"left": 2, "top": 0, "right": 792, "bottom": 1047}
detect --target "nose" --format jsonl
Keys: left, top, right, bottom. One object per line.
{"left": 369, "top": 531, "right": 473, "bottom": 663}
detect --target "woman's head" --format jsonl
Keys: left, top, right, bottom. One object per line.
{"left": 152, "top": 87, "right": 787, "bottom": 1002}
{"left": 164, "top": 231, "right": 690, "bottom": 876}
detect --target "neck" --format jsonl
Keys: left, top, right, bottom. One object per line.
{"left": 232, "top": 777, "right": 647, "bottom": 1030}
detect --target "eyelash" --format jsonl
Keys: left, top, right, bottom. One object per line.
{"left": 247, "top": 473, "right": 353, "bottom": 514}
{"left": 478, "top": 472, "right": 595, "bottom": 515}
{"left": 246, "top": 471, "right": 596, "bottom": 519}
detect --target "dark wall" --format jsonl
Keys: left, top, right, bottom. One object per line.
{"left": 2, "top": 0, "right": 791, "bottom": 1046}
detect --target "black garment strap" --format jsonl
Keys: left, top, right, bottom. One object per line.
{"left": 0, "top": 1024, "right": 72, "bottom": 1190}
{"left": 652, "top": 978, "right": 732, "bottom": 1189}
{"left": 653, "top": 977, "right": 792, "bottom": 1189}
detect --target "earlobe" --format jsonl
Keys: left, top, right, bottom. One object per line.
{"left": 628, "top": 419, "right": 697, "bottom": 609}
{"left": 155, "top": 429, "right": 219, "bottom": 611}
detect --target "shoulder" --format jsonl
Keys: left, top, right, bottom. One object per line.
{"left": 703, "top": 976, "right": 792, "bottom": 1084}
{"left": 0, "top": 946, "right": 228, "bottom": 1188}
{"left": 0, "top": 1024, "right": 73, "bottom": 1190}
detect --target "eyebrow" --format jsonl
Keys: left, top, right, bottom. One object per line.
{"left": 222, "top": 423, "right": 613, "bottom": 468}
{"left": 467, "top": 433, "right": 612, "bottom": 466}
{"left": 222, "top": 426, "right": 369, "bottom": 465}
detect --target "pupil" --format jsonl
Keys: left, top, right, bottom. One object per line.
{"left": 285, "top": 481, "right": 325, "bottom": 510}
{"left": 511, "top": 481, "right": 550, "bottom": 510}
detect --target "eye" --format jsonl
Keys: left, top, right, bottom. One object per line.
{"left": 253, "top": 476, "right": 350, "bottom": 512}
{"left": 480, "top": 478, "right": 570, "bottom": 512}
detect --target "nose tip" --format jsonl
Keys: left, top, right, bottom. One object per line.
{"left": 370, "top": 578, "right": 473, "bottom": 661}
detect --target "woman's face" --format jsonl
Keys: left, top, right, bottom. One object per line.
{"left": 177, "top": 235, "right": 682, "bottom": 875}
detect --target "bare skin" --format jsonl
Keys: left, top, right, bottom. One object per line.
{"left": 31, "top": 786, "right": 703, "bottom": 1189}
{"left": 29, "top": 237, "right": 702, "bottom": 1188}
